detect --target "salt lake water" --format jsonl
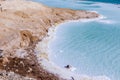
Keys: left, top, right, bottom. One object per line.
{"left": 34, "top": 0, "right": 120, "bottom": 80}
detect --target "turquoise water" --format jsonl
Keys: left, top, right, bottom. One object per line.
{"left": 34, "top": 0, "right": 120, "bottom": 80}
{"left": 85, "top": 0, "right": 120, "bottom": 4}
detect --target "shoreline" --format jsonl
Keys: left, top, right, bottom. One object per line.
{"left": 0, "top": 0, "right": 106, "bottom": 80}
{"left": 35, "top": 15, "right": 111, "bottom": 80}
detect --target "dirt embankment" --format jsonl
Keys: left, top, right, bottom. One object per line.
{"left": 0, "top": 0, "right": 99, "bottom": 80}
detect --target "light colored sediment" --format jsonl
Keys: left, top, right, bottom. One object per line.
{"left": 0, "top": 0, "right": 99, "bottom": 80}
{"left": 0, "top": 70, "right": 35, "bottom": 80}
{"left": 35, "top": 17, "right": 111, "bottom": 80}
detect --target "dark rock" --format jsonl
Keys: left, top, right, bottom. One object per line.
{"left": 0, "top": 49, "right": 3, "bottom": 53}
{"left": 0, "top": 50, "right": 3, "bottom": 58}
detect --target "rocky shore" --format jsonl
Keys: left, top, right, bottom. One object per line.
{"left": 0, "top": 0, "right": 99, "bottom": 80}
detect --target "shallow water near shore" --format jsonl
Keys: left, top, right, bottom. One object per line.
{"left": 34, "top": 0, "right": 120, "bottom": 80}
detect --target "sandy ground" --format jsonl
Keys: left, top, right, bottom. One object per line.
{"left": 0, "top": 0, "right": 99, "bottom": 80}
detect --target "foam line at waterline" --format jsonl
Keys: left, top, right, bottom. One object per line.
{"left": 40, "top": 59, "right": 111, "bottom": 80}
{"left": 97, "top": 19, "right": 115, "bottom": 24}
{"left": 35, "top": 10, "right": 112, "bottom": 80}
